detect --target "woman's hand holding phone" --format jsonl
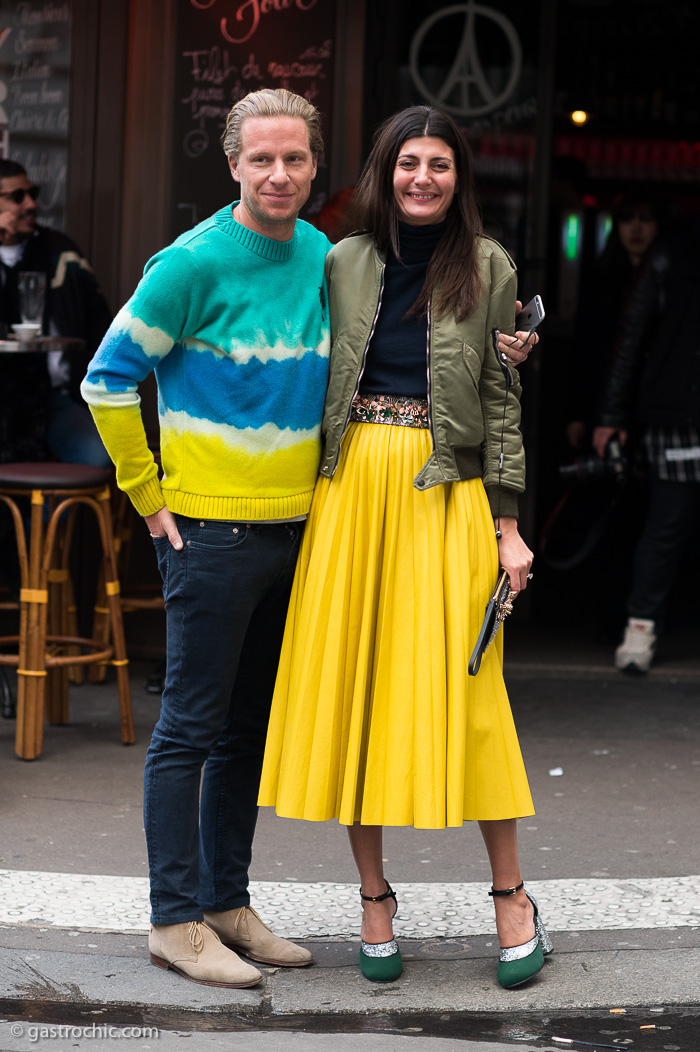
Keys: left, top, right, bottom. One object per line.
{"left": 496, "top": 295, "right": 544, "bottom": 366}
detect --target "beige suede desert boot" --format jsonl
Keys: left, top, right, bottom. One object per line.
{"left": 149, "top": 920, "right": 262, "bottom": 987}
{"left": 204, "top": 906, "right": 313, "bottom": 967}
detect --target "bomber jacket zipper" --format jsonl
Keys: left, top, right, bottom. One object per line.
{"left": 425, "top": 300, "right": 436, "bottom": 453}
{"left": 332, "top": 261, "right": 386, "bottom": 474}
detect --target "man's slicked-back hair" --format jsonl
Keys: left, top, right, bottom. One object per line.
{"left": 0, "top": 159, "right": 28, "bottom": 182}
{"left": 221, "top": 88, "right": 323, "bottom": 159}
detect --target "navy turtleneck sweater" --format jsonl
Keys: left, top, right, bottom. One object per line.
{"left": 359, "top": 220, "right": 446, "bottom": 400}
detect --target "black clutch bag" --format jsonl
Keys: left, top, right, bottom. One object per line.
{"left": 468, "top": 569, "right": 517, "bottom": 676}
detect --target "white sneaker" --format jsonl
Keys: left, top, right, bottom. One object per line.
{"left": 614, "top": 618, "right": 656, "bottom": 673}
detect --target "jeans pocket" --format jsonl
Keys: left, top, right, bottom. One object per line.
{"left": 185, "top": 521, "right": 249, "bottom": 551}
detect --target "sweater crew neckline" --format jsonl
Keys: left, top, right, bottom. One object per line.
{"left": 214, "top": 202, "right": 297, "bottom": 261}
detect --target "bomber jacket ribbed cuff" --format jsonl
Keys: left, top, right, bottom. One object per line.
{"left": 485, "top": 485, "right": 519, "bottom": 520}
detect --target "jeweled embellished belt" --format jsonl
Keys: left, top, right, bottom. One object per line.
{"left": 350, "top": 393, "right": 429, "bottom": 429}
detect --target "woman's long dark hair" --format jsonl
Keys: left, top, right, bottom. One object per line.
{"left": 351, "top": 106, "right": 483, "bottom": 322}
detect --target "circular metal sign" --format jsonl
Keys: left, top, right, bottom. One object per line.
{"left": 410, "top": 1, "right": 522, "bottom": 118}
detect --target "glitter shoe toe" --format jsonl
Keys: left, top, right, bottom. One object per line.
{"left": 490, "top": 884, "right": 553, "bottom": 989}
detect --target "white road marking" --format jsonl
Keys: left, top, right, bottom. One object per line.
{"left": 1, "top": 870, "right": 699, "bottom": 938}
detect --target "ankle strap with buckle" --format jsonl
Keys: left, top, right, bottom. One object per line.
{"left": 360, "top": 880, "right": 396, "bottom": 904}
{"left": 488, "top": 880, "right": 524, "bottom": 897}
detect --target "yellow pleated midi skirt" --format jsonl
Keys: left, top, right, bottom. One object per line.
{"left": 258, "top": 421, "right": 534, "bottom": 829}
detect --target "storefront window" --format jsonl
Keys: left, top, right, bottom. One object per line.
{"left": 0, "top": 0, "right": 71, "bottom": 229}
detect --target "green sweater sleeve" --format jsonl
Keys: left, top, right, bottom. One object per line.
{"left": 81, "top": 247, "right": 199, "bottom": 516}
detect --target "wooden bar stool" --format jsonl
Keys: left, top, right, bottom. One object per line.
{"left": 0, "top": 463, "right": 135, "bottom": 760}
{"left": 87, "top": 487, "right": 165, "bottom": 687}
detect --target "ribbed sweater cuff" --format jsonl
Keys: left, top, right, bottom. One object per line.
{"left": 126, "top": 476, "right": 166, "bottom": 517}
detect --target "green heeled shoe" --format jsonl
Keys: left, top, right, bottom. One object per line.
{"left": 358, "top": 880, "right": 403, "bottom": 982}
{"left": 489, "top": 881, "right": 553, "bottom": 989}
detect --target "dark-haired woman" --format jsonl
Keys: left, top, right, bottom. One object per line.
{"left": 568, "top": 193, "right": 662, "bottom": 451}
{"left": 259, "top": 106, "right": 550, "bottom": 989}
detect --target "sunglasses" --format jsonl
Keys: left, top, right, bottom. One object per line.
{"left": 0, "top": 185, "right": 40, "bottom": 205}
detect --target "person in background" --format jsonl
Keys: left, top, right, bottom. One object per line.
{"left": 0, "top": 159, "right": 111, "bottom": 466}
{"left": 593, "top": 218, "right": 700, "bottom": 673}
{"left": 567, "top": 193, "right": 662, "bottom": 450}
{"left": 558, "top": 195, "right": 662, "bottom": 642}
{"left": 259, "top": 105, "right": 549, "bottom": 991}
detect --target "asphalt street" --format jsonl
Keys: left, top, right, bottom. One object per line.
{"left": 2, "top": 643, "right": 698, "bottom": 884}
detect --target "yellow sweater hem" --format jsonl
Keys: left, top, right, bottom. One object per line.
{"left": 164, "top": 488, "right": 314, "bottom": 521}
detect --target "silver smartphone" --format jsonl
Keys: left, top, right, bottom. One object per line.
{"left": 515, "top": 294, "right": 545, "bottom": 332}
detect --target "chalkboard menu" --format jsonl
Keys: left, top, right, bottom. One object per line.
{"left": 172, "top": 0, "right": 335, "bottom": 239}
{"left": 0, "top": 0, "right": 71, "bottom": 229}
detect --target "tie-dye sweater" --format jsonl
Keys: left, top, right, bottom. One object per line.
{"left": 82, "top": 204, "right": 331, "bottom": 521}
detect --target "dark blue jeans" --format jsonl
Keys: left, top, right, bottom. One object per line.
{"left": 145, "top": 515, "right": 302, "bottom": 925}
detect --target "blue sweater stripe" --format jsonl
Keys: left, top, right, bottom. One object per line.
{"left": 87, "top": 330, "right": 162, "bottom": 392}
{"left": 156, "top": 347, "right": 329, "bottom": 432}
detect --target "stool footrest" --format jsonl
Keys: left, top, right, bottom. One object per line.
{"left": 0, "top": 634, "right": 115, "bottom": 668}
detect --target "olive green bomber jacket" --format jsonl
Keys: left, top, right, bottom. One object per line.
{"left": 319, "top": 232, "right": 526, "bottom": 518}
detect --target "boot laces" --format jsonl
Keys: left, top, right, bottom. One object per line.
{"left": 233, "top": 905, "right": 271, "bottom": 933}
{"left": 187, "top": 920, "right": 204, "bottom": 954}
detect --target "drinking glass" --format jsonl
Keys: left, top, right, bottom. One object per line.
{"left": 17, "top": 271, "right": 46, "bottom": 326}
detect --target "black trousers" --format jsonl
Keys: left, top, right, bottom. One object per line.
{"left": 627, "top": 476, "right": 700, "bottom": 622}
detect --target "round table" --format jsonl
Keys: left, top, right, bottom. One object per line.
{"left": 0, "top": 335, "right": 85, "bottom": 353}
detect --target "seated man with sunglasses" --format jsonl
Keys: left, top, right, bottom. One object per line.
{"left": 0, "top": 159, "right": 111, "bottom": 466}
